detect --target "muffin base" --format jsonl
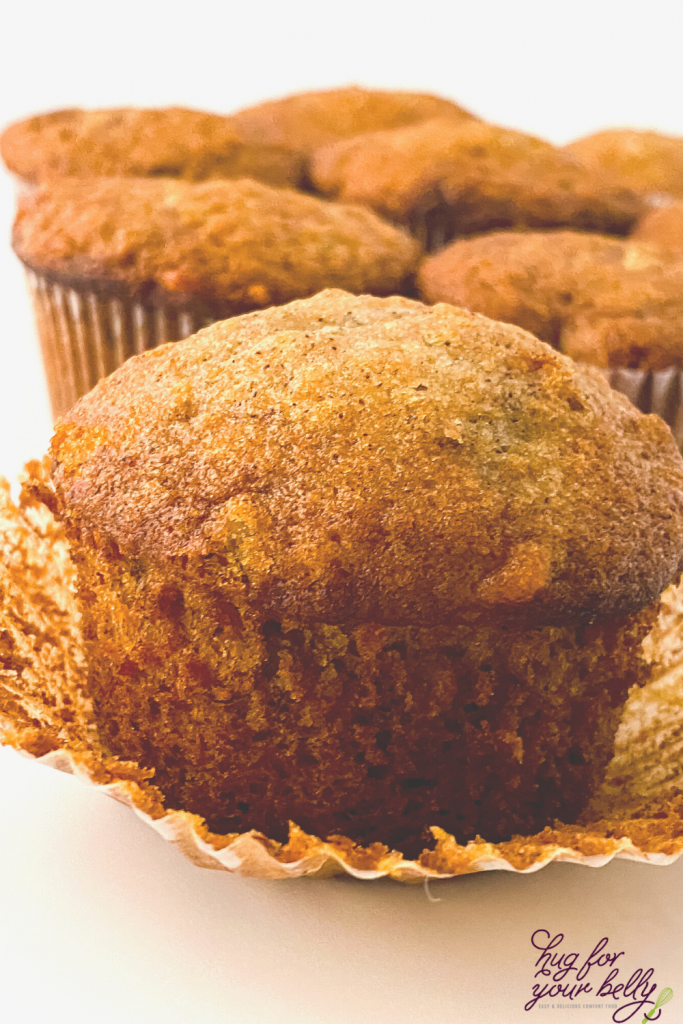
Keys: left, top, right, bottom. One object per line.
{"left": 24, "top": 269, "right": 214, "bottom": 418}
{"left": 2, "top": 461, "right": 683, "bottom": 880}
{"left": 65, "top": 530, "right": 657, "bottom": 857}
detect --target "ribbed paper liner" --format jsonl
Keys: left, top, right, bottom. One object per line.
{"left": 408, "top": 210, "right": 453, "bottom": 254}
{"left": 23, "top": 270, "right": 213, "bottom": 420}
{"left": 601, "top": 367, "right": 683, "bottom": 447}
{"left": 1, "top": 462, "right": 683, "bottom": 882}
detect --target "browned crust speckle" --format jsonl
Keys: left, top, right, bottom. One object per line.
{"left": 51, "top": 290, "right": 683, "bottom": 628}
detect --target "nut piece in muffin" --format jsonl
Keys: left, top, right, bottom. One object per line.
{"left": 14, "top": 177, "right": 420, "bottom": 417}
{"left": 565, "top": 128, "right": 683, "bottom": 202}
{"left": 231, "top": 85, "right": 475, "bottom": 158}
{"left": 310, "top": 119, "right": 644, "bottom": 249}
{"left": 633, "top": 199, "right": 683, "bottom": 255}
{"left": 418, "top": 229, "right": 683, "bottom": 370}
{"left": 50, "top": 290, "right": 683, "bottom": 855}
{"left": 0, "top": 107, "right": 305, "bottom": 189}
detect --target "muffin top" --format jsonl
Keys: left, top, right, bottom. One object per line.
{"left": 310, "top": 119, "right": 644, "bottom": 235}
{"left": 633, "top": 200, "right": 683, "bottom": 254}
{"left": 0, "top": 107, "right": 304, "bottom": 188}
{"left": 13, "top": 177, "right": 420, "bottom": 314}
{"left": 51, "top": 290, "right": 683, "bottom": 629}
{"left": 418, "top": 229, "right": 683, "bottom": 369}
{"left": 231, "top": 85, "right": 475, "bottom": 156}
{"left": 564, "top": 129, "right": 683, "bottom": 200}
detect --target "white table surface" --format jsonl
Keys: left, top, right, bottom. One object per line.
{"left": 1, "top": 4, "right": 683, "bottom": 1022}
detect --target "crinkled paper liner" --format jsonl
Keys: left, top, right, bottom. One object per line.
{"left": 23, "top": 269, "right": 213, "bottom": 420}
{"left": 2, "top": 463, "right": 683, "bottom": 882}
{"left": 10, "top": 746, "right": 683, "bottom": 882}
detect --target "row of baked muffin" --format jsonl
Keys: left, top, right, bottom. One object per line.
{"left": 10, "top": 173, "right": 683, "bottom": 426}
{"left": 5, "top": 86, "right": 683, "bottom": 430}
{"left": 4, "top": 89, "right": 683, "bottom": 865}
{"left": 6, "top": 88, "right": 683, "bottom": 215}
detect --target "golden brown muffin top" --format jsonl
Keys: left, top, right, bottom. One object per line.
{"left": 51, "top": 290, "right": 683, "bottom": 629}
{"left": 310, "top": 118, "right": 644, "bottom": 235}
{"left": 0, "top": 107, "right": 305, "bottom": 188}
{"left": 565, "top": 129, "right": 683, "bottom": 199}
{"left": 418, "top": 229, "right": 683, "bottom": 370}
{"left": 633, "top": 200, "right": 683, "bottom": 254}
{"left": 231, "top": 86, "right": 474, "bottom": 156}
{"left": 13, "top": 177, "right": 420, "bottom": 314}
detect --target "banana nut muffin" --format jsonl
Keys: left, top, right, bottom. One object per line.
{"left": 50, "top": 290, "right": 683, "bottom": 855}
{"left": 565, "top": 129, "right": 683, "bottom": 201}
{"left": 310, "top": 119, "right": 645, "bottom": 249}
{"left": 418, "top": 229, "right": 683, "bottom": 370}
{"left": 13, "top": 176, "right": 420, "bottom": 417}
{"left": 231, "top": 85, "right": 475, "bottom": 158}
{"left": 14, "top": 176, "right": 420, "bottom": 317}
{"left": 0, "top": 107, "right": 305, "bottom": 189}
{"left": 633, "top": 199, "right": 683, "bottom": 255}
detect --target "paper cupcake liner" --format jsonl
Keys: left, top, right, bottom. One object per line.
{"left": 5, "top": 744, "right": 680, "bottom": 881}
{"left": 408, "top": 210, "right": 453, "bottom": 254}
{"left": 23, "top": 269, "right": 213, "bottom": 419}
{"left": 601, "top": 366, "right": 683, "bottom": 446}
{"left": 2, "top": 462, "right": 683, "bottom": 882}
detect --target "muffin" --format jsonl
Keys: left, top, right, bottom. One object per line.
{"left": 13, "top": 177, "right": 420, "bottom": 418}
{"left": 231, "top": 86, "right": 475, "bottom": 160}
{"left": 633, "top": 199, "right": 683, "bottom": 254}
{"left": 49, "top": 289, "right": 683, "bottom": 857}
{"left": 417, "top": 229, "right": 683, "bottom": 441}
{"left": 565, "top": 128, "right": 683, "bottom": 203}
{"left": 0, "top": 107, "right": 305, "bottom": 191}
{"left": 309, "top": 119, "right": 645, "bottom": 250}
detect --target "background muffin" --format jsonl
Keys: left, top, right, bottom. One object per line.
{"left": 310, "top": 119, "right": 644, "bottom": 250}
{"left": 417, "top": 230, "right": 631, "bottom": 347}
{"left": 13, "top": 177, "right": 420, "bottom": 417}
{"left": 565, "top": 128, "right": 683, "bottom": 202}
{"left": 231, "top": 85, "right": 475, "bottom": 158}
{"left": 50, "top": 290, "right": 683, "bottom": 856}
{"left": 417, "top": 229, "right": 683, "bottom": 440}
{"left": 417, "top": 228, "right": 683, "bottom": 362}
{"left": 0, "top": 107, "right": 305, "bottom": 191}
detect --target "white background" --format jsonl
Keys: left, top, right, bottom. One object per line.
{"left": 1, "top": 3, "right": 683, "bottom": 1022}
